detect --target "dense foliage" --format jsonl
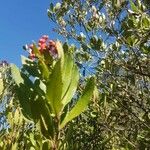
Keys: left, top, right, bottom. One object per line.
{"left": 48, "top": 0, "right": 150, "bottom": 149}
{"left": 0, "top": 0, "right": 150, "bottom": 149}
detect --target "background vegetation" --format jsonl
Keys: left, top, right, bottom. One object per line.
{"left": 0, "top": 0, "right": 150, "bottom": 149}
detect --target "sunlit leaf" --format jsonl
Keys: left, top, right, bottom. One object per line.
{"left": 60, "top": 77, "right": 95, "bottom": 129}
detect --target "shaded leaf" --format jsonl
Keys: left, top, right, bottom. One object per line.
{"left": 10, "top": 64, "right": 24, "bottom": 86}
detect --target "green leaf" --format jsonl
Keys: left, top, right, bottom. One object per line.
{"left": 142, "top": 16, "right": 150, "bottom": 29}
{"left": 61, "top": 54, "right": 79, "bottom": 104}
{"left": 60, "top": 77, "right": 95, "bottom": 129}
{"left": 42, "top": 141, "right": 50, "bottom": 150}
{"left": 10, "top": 64, "right": 24, "bottom": 86}
{"left": 16, "top": 85, "right": 33, "bottom": 120}
{"left": 34, "top": 78, "right": 46, "bottom": 94}
{"left": 29, "top": 133, "right": 36, "bottom": 146}
{"left": 46, "top": 53, "right": 79, "bottom": 116}
{"left": 46, "top": 58, "right": 63, "bottom": 115}
{"left": 50, "top": 3, "right": 54, "bottom": 11}
{"left": 13, "top": 72, "right": 34, "bottom": 121}
{"left": 129, "top": 0, "right": 139, "bottom": 12}
{"left": 61, "top": 64, "right": 79, "bottom": 106}
{"left": 63, "top": 42, "right": 69, "bottom": 52}
{"left": 21, "top": 55, "right": 40, "bottom": 77}
{"left": 90, "top": 36, "right": 102, "bottom": 50}
{"left": 126, "top": 35, "right": 138, "bottom": 46}
{"left": 31, "top": 97, "right": 54, "bottom": 138}
{"left": 38, "top": 60, "right": 50, "bottom": 80}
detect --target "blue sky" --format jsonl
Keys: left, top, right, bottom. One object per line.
{"left": 0, "top": 0, "right": 58, "bottom": 65}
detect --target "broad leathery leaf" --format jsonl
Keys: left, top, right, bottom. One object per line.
{"left": 14, "top": 72, "right": 35, "bottom": 121}
{"left": 61, "top": 54, "right": 74, "bottom": 98}
{"left": 61, "top": 63, "right": 79, "bottom": 106}
{"left": 36, "top": 79, "right": 46, "bottom": 94}
{"left": 45, "top": 41, "right": 64, "bottom": 115}
{"left": 46, "top": 53, "right": 79, "bottom": 116}
{"left": 61, "top": 53, "right": 79, "bottom": 106}
{"left": 21, "top": 55, "right": 41, "bottom": 77}
{"left": 30, "top": 97, "right": 54, "bottom": 138}
{"left": 10, "top": 64, "right": 24, "bottom": 86}
{"left": 41, "top": 105, "right": 54, "bottom": 138}
{"left": 46, "top": 58, "right": 63, "bottom": 115}
{"left": 17, "top": 84, "right": 33, "bottom": 121}
{"left": 60, "top": 77, "right": 95, "bottom": 129}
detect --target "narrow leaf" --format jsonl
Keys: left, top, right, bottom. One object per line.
{"left": 129, "top": 0, "right": 139, "bottom": 12}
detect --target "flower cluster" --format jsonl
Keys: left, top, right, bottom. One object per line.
{"left": 25, "top": 35, "right": 57, "bottom": 59}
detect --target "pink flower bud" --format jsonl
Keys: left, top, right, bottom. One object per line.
{"left": 39, "top": 38, "right": 46, "bottom": 44}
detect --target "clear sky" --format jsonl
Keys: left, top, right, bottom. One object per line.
{"left": 0, "top": 0, "right": 58, "bottom": 65}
